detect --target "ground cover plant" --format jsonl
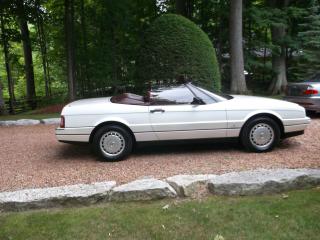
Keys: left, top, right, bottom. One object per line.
{"left": 0, "top": 189, "right": 319, "bottom": 240}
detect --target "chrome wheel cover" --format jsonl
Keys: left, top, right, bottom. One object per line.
{"left": 249, "top": 123, "right": 274, "bottom": 150}
{"left": 100, "top": 131, "right": 125, "bottom": 157}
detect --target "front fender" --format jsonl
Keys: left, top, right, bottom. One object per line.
{"left": 227, "top": 109, "right": 284, "bottom": 129}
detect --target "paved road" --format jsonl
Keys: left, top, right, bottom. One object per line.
{"left": 0, "top": 116, "right": 319, "bottom": 191}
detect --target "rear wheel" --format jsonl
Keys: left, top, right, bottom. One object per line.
{"left": 241, "top": 117, "right": 280, "bottom": 152}
{"left": 92, "top": 125, "right": 133, "bottom": 161}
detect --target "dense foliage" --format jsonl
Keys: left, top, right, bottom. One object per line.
{"left": 1, "top": 0, "right": 320, "bottom": 113}
{"left": 137, "top": 14, "right": 221, "bottom": 91}
{"left": 297, "top": 0, "right": 320, "bottom": 78}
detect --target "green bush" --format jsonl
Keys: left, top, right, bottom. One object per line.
{"left": 137, "top": 14, "right": 221, "bottom": 91}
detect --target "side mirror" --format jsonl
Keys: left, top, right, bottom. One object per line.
{"left": 191, "top": 97, "right": 205, "bottom": 105}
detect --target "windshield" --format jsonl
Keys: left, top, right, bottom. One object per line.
{"left": 188, "top": 83, "right": 233, "bottom": 101}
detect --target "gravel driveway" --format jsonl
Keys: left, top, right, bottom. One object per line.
{"left": 0, "top": 117, "right": 319, "bottom": 192}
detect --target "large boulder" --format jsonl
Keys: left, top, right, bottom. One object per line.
{"left": 0, "top": 119, "right": 40, "bottom": 126}
{"left": 40, "top": 118, "right": 61, "bottom": 125}
{"left": 109, "top": 178, "right": 177, "bottom": 201}
{"left": 0, "top": 181, "right": 116, "bottom": 211}
{"left": 15, "top": 119, "right": 40, "bottom": 126}
{"left": 166, "top": 174, "right": 216, "bottom": 197}
{"left": 0, "top": 120, "right": 17, "bottom": 126}
{"left": 208, "top": 169, "right": 320, "bottom": 196}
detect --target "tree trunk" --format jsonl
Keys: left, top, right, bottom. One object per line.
{"left": 268, "top": 0, "right": 290, "bottom": 95}
{"left": 262, "top": 27, "right": 268, "bottom": 83}
{"left": 18, "top": 1, "right": 37, "bottom": 109}
{"left": 36, "top": 1, "right": 51, "bottom": 97}
{"left": 110, "top": 24, "right": 119, "bottom": 87}
{"left": 80, "top": 0, "right": 90, "bottom": 95}
{"left": 0, "top": 12, "right": 14, "bottom": 113}
{"left": 175, "top": 0, "right": 193, "bottom": 19}
{"left": 65, "top": 0, "right": 76, "bottom": 101}
{"left": 268, "top": 25, "right": 287, "bottom": 94}
{"left": 0, "top": 80, "right": 6, "bottom": 115}
{"left": 229, "top": 0, "right": 247, "bottom": 94}
{"left": 216, "top": 1, "right": 225, "bottom": 77}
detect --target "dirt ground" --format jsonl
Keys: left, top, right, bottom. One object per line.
{"left": 0, "top": 116, "right": 319, "bottom": 192}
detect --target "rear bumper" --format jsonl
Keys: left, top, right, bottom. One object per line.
{"left": 55, "top": 127, "right": 93, "bottom": 142}
{"left": 284, "top": 96, "right": 320, "bottom": 111}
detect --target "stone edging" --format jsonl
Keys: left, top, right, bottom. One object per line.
{"left": 0, "top": 168, "right": 319, "bottom": 211}
{"left": 0, "top": 118, "right": 60, "bottom": 126}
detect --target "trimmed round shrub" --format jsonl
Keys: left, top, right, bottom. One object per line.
{"left": 136, "top": 14, "right": 221, "bottom": 91}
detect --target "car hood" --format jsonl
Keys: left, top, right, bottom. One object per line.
{"left": 227, "top": 95, "right": 304, "bottom": 111}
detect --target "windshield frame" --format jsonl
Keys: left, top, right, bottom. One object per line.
{"left": 186, "top": 83, "right": 232, "bottom": 102}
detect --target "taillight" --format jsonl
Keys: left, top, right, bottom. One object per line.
{"left": 60, "top": 116, "right": 65, "bottom": 128}
{"left": 303, "top": 88, "right": 318, "bottom": 95}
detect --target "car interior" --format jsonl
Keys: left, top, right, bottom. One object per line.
{"left": 110, "top": 92, "right": 179, "bottom": 106}
{"left": 110, "top": 83, "right": 219, "bottom": 106}
{"left": 111, "top": 93, "right": 147, "bottom": 105}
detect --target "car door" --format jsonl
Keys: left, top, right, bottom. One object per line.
{"left": 148, "top": 85, "right": 227, "bottom": 140}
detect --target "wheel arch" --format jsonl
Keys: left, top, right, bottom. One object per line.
{"left": 240, "top": 112, "right": 285, "bottom": 138}
{"left": 89, "top": 121, "right": 136, "bottom": 144}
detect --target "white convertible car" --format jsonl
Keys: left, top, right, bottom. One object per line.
{"left": 56, "top": 83, "right": 310, "bottom": 161}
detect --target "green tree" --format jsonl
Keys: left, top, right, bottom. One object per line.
{"left": 229, "top": 0, "right": 247, "bottom": 94}
{"left": 17, "top": 0, "right": 37, "bottom": 109}
{"left": 267, "top": 0, "right": 290, "bottom": 95}
{"left": 0, "top": 78, "right": 5, "bottom": 114}
{"left": 175, "top": 0, "right": 193, "bottom": 19}
{"left": 298, "top": 0, "right": 320, "bottom": 78}
{"left": 137, "top": 14, "right": 221, "bottom": 91}
{"left": 64, "top": 0, "right": 76, "bottom": 101}
{"left": 0, "top": 9, "right": 15, "bottom": 113}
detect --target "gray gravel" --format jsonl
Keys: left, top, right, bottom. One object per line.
{"left": 0, "top": 117, "right": 319, "bottom": 192}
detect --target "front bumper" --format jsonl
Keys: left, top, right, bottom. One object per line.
{"left": 283, "top": 116, "right": 311, "bottom": 133}
{"left": 281, "top": 116, "right": 310, "bottom": 139}
{"left": 55, "top": 127, "right": 94, "bottom": 142}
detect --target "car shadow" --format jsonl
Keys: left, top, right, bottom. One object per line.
{"left": 54, "top": 139, "right": 243, "bottom": 160}
{"left": 307, "top": 112, "right": 320, "bottom": 119}
{"left": 133, "top": 139, "right": 243, "bottom": 156}
{"left": 54, "top": 136, "right": 300, "bottom": 160}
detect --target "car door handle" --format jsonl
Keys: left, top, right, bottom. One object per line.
{"left": 150, "top": 108, "right": 165, "bottom": 113}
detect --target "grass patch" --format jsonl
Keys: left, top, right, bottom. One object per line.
{"left": 0, "top": 189, "right": 319, "bottom": 240}
{"left": 0, "top": 113, "right": 60, "bottom": 121}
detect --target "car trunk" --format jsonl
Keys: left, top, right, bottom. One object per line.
{"left": 286, "top": 84, "right": 310, "bottom": 96}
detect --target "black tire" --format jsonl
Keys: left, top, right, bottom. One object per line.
{"left": 240, "top": 117, "right": 280, "bottom": 153}
{"left": 92, "top": 125, "right": 133, "bottom": 161}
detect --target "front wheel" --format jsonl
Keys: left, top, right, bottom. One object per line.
{"left": 92, "top": 125, "right": 133, "bottom": 161}
{"left": 241, "top": 117, "right": 280, "bottom": 152}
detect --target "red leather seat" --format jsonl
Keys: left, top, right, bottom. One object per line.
{"left": 111, "top": 93, "right": 149, "bottom": 105}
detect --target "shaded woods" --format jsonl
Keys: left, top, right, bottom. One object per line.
{"left": 0, "top": 0, "right": 319, "bottom": 113}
